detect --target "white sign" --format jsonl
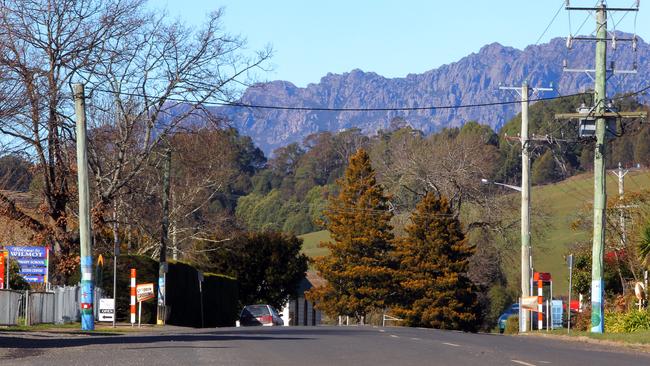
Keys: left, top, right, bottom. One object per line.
{"left": 136, "top": 283, "right": 155, "bottom": 302}
{"left": 99, "top": 298, "right": 115, "bottom": 322}
{"left": 521, "top": 296, "right": 539, "bottom": 311}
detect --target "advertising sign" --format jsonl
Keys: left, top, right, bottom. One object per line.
{"left": 4, "top": 246, "right": 49, "bottom": 284}
{"left": 99, "top": 298, "right": 115, "bottom": 322}
{"left": 136, "top": 283, "right": 155, "bottom": 302}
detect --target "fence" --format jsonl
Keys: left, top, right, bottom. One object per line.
{"left": 0, "top": 289, "right": 22, "bottom": 325}
{"left": 0, "top": 286, "right": 104, "bottom": 326}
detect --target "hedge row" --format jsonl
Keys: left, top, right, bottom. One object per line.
{"left": 96, "top": 255, "right": 238, "bottom": 327}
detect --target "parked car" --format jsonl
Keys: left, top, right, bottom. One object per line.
{"left": 239, "top": 304, "right": 284, "bottom": 326}
{"left": 498, "top": 303, "right": 519, "bottom": 333}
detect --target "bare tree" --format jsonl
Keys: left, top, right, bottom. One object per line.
{"left": 0, "top": 0, "right": 270, "bottom": 279}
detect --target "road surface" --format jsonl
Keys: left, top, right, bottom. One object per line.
{"left": 2, "top": 326, "right": 649, "bottom": 365}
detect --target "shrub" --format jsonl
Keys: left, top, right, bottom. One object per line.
{"left": 504, "top": 315, "right": 519, "bottom": 334}
{"left": 605, "top": 310, "right": 650, "bottom": 333}
{"left": 574, "top": 306, "right": 592, "bottom": 331}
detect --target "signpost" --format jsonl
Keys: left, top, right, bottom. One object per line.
{"left": 99, "top": 298, "right": 115, "bottom": 322}
{"left": 567, "top": 254, "right": 574, "bottom": 334}
{"left": 136, "top": 283, "right": 155, "bottom": 327}
{"left": 4, "top": 246, "right": 49, "bottom": 285}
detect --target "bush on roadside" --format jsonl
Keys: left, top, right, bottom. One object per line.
{"left": 504, "top": 315, "right": 519, "bottom": 334}
{"left": 574, "top": 306, "right": 592, "bottom": 331}
{"left": 605, "top": 309, "right": 650, "bottom": 333}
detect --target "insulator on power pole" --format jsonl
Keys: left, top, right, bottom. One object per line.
{"left": 566, "top": 36, "right": 573, "bottom": 49}
{"left": 633, "top": 61, "right": 638, "bottom": 70}
{"left": 635, "top": 1, "right": 640, "bottom": 8}
{"left": 633, "top": 36, "right": 638, "bottom": 51}
{"left": 566, "top": 0, "right": 570, "bottom": 6}
{"left": 610, "top": 61, "right": 615, "bottom": 70}
{"left": 563, "top": 59, "right": 568, "bottom": 68}
{"left": 578, "top": 102, "right": 587, "bottom": 112}
{"left": 612, "top": 35, "right": 617, "bottom": 49}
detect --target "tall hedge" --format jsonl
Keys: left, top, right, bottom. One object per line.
{"left": 166, "top": 261, "right": 239, "bottom": 327}
{"left": 203, "top": 273, "right": 239, "bottom": 327}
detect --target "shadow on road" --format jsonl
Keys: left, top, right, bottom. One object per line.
{"left": 0, "top": 329, "right": 315, "bottom": 350}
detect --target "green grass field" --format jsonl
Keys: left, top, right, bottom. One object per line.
{"left": 298, "top": 170, "right": 650, "bottom": 295}
{"left": 529, "top": 170, "right": 650, "bottom": 295}
{"left": 298, "top": 230, "right": 332, "bottom": 259}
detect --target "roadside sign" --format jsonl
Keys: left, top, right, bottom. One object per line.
{"left": 136, "top": 283, "right": 155, "bottom": 302}
{"left": 521, "top": 296, "right": 539, "bottom": 311}
{"left": 99, "top": 298, "right": 115, "bottom": 322}
{"left": 5, "top": 246, "right": 49, "bottom": 284}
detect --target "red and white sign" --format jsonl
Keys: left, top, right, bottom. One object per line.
{"left": 136, "top": 283, "right": 155, "bottom": 302}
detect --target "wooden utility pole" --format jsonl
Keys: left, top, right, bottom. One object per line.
{"left": 559, "top": 1, "right": 645, "bottom": 333}
{"left": 591, "top": 2, "right": 608, "bottom": 335}
{"left": 500, "top": 82, "right": 552, "bottom": 333}
{"left": 157, "top": 147, "right": 171, "bottom": 325}
{"left": 73, "top": 83, "right": 95, "bottom": 331}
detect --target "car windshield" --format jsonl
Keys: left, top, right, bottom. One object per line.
{"left": 244, "top": 305, "right": 270, "bottom": 317}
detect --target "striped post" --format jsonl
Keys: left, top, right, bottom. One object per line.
{"left": 130, "top": 269, "right": 136, "bottom": 325}
{"left": 537, "top": 279, "right": 543, "bottom": 330}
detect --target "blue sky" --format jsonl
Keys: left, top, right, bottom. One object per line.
{"left": 149, "top": 1, "right": 649, "bottom": 87}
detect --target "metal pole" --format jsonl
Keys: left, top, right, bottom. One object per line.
{"left": 112, "top": 206, "right": 119, "bottom": 328}
{"left": 73, "top": 83, "right": 94, "bottom": 331}
{"left": 568, "top": 254, "right": 573, "bottom": 334}
{"left": 157, "top": 147, "right": 171, "bottom": 325}
{"left": 520, "top": 82, "right": 532, "bottom": 333}
{"left": 590, "top": 3, "right": 607, "bottom": 334}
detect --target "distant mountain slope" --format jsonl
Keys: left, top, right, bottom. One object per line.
{"left": 213, "top": 34, "right": 649, "bottom": 154}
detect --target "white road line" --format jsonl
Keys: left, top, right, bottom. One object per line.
{"left": 511, "top": 360, "right": 537, "bottom": 366}
{"left": 410, "top": 337, "right": 421, "bottom": 341}
{"left": 441, "top": 342, "right": 460, "bottom": 347}
{"left": 538, "top": 362, "right": 551, "bottom": 364}
{"left": 390, "top": 334, "right": 399, "bottom": 338}
{"left": 379, "top": 329, "right": 386, "bottom": 333}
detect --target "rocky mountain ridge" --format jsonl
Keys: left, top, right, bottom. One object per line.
{"left": 213, "top": 34, "right": 649, "bottom": 154}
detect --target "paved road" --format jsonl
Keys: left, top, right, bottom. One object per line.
{"left": 2, "top": 326, "right": 650, "bottom": 365}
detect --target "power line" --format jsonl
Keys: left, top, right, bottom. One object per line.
{"left": 92, "top": 87, "right": 591, "bottom": 112}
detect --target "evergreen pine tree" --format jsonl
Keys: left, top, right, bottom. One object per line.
{"left": 393, "top": 192, "right": 480, "bottom": 331}
{"left": 307, "top": 149, "right": 395, "bottom": 322}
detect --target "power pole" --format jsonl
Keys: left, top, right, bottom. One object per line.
{"left": 73, "top": 83, "right": 95, "bottom": 331}
{"left": 591, "top": 2, "right": 608, "bottom": 335}
{"left": 558, "top": 1, "right": 645, "bottom": 334}
{"left": 611, "top": 162, "right": 629, "bottom": 248}
{"left": 112, "top": 204, "right": 119, "bottom": 328}
{"left": 500, "top": 82, "right": 552, "bottom": 333}
{"left": 157, "top": 147, "right": 171, "bottom": 325}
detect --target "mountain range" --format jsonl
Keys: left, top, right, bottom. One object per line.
{"left": 212, "top": 33, "right": 649, "bottom": 155}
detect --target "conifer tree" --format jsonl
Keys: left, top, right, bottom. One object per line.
{"left": 307, "top": 149, "right": 395, "bottom": 322}
{"left": 393, "top": 192, "right": 480, "bottom": 331}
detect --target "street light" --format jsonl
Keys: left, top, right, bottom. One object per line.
{"left": 481, "top": 177, "right": 531, "bottom": 332}
{"left": 480, "top": 178, "right": 522, "bottom": 192}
